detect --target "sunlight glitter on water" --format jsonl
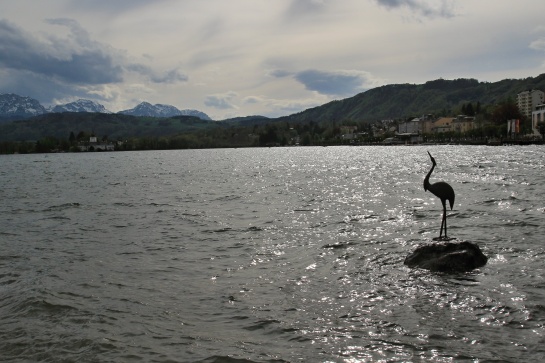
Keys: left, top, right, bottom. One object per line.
{"left": 1, "top": 146, "right": 545, "bottom": 361}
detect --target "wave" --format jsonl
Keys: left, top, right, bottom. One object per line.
{"left": 43, "top": 202, "right": 80, "bottom": 211}
{"left": 195, "top": 356, "right": 286, "bottom": 363}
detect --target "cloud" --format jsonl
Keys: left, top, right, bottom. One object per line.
{"left": 0, "top": 18, "right": 187, "bottom": 87}
{"left": 266, "top": 98, "right": 322, "bottom": 114}
{"left": 0, "top": 19, "right": 125, "bottom": 84}
{"left": 243, "top": 96, "right": 262, "bottom": 104}
{"left": 126, "top": 64, "right": 188, "bottom": 83}
{"left": 289, "top": 69, "right": 380, "bottom": 96}
{"left": 204, "top": 91, "right": 238, "bottom": 109}
{"left": 151, "top": 69, "right": 189, "bottom": 83}
{"left": 285, "top": 0, "right": 327, "bottom": 19}
{"left": 0, "top": 68, "right": 85, "bottom": 103}
{"left": 374, "top": 0, "right": 456, "bottom": 18}
{"left": 65, "top": 0, "right": 163, "bottom": 13}
{"left": 45, "top": 18, "right": 92, "bottom": 46}
{"left": 240, "top": 94, "right": 327, "bottom": 117}
{"left": 530, "top": 38, "right": 545, "bottom": 51}
{"left": 269, "top": 69, "right": 293, "bottom": 78}
{"left": 532, "top": 25, "right": 545, "bottom": 34}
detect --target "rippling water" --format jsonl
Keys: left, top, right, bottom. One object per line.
{"left": 1, "top": 145, "right": 544, "bottom": 362}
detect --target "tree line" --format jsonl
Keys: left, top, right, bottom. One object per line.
{"left": 0, "top": 98, "right": 538, "bottom": 154}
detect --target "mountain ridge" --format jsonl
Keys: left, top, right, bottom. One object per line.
{"left": 2, "top": 73, "right": 545, "bottom": 129}
{"left": 2, "top": 74, "right": 545, "bottom": 147}
{"left": 49, "top": 99, "right": 112, "bottom": 114}
{"left": 118, "top": 102, "right": 211, "bottom": 120}
{"left": 0, "top": 93, "right": 48, "bottom": 121}
{"left": 0, "top": 94, "right": 212, "bottom": 122}
{"left": 277, "top": 74, "right": 545, "bottom": 124}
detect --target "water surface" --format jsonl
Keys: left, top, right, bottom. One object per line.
{"left": 1, "top": 146, "right": 544, "bottom": 362}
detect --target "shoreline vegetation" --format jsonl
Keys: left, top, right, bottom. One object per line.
{"left": 1, "top": 100, "right": 543, "bottom": 154}
{"left": 1, "top": 134, "right": 543, "bottom": 155}
{"left": 1, "top": 106, "right": 543, "bottom": 153}
{"left": 1, "top": 103, "right": 542, "bottom": 153}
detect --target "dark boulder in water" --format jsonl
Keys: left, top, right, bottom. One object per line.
{"left": 404, "top": 241, "right": 487, "bottom": 273}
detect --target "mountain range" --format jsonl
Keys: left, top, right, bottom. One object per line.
{"left": 0, "top": 94, "right": 211, "bottom": 122}
{"left": 0, "top": 93, "right": 48, "bottom": 121}
{"left": 48, "top": 99, "right": 111, "bottom": 114}
{"left": 2, "top": 73, "right": 545, "bottom": 139}
{"left": 118, "top": 101, "right": 211, "bottom": 120}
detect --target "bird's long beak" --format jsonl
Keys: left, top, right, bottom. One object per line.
{"left": 427, "top": 151, "right": 432, "bottom": 158}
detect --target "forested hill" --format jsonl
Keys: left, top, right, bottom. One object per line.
{"left": 278, "top": 74, "right": 545, "bottom": 123}
{"left": 0, "top": 112, "right": 216, "bottom": 142}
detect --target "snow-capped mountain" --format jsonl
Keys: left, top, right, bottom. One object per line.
{"left": 118, "top": 102, "right": 171, "bottom": 117}
{"left": 178, "top": 109, "right": 212, "bottom": 121}
{"left": 119, "top": 102, "right": 211, "bottom": 120}
{"left": 0, "top": 93, "right": 212, "bottom": 122}
{"left": 0, "top": 93, "right": 47, "bottom": 121}
{"left": 49, "top": 99, "right": 111, "bottom": 114}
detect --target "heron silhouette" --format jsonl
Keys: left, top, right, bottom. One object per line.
{"left": 424, "top": 151, "right": 455, "bottom": 240}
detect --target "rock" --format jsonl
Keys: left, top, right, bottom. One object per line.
{"left": 404, "top": 241, "right": 487, "bottom": 273}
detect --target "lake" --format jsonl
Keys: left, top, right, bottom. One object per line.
{"left": 1, "top": 145, "right": 544, "bottom": 362}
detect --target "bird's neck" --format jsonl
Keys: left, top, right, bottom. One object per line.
{"left": 424, "top": 163, "right": 435, "bottom": 189}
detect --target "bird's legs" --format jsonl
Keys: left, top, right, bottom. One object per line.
{"left": 439, "top": 201, "right": 447, "bottom": 239}
{"left": 439, "top": 211, "right": 444, "bottom": 238}
{"left": 443, "top": 204, "right": 448, "bottom": 238}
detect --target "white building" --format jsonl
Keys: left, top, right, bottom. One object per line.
{"left": 78, "top": 136, "right": 116, "bottom": 151}
{"left": 398, "top": 118, "right": 421, "bottom": 134}
{"left": 517, "top": 89, "right": 544, "bottom": 119}
{"left": 531, "top": 104, "right": 545, "bottom": 136}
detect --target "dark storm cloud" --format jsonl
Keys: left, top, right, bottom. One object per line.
{"left": 0, "top": 19, "right": 124, "bottom": 84}
{"left": 0, "top": 68, "right": 96, "bottom": 104}
{"left": 0, "top": 18, "right": 188, "bottom": 86}
{"left": 292, "top": 69, "right": 371, "bottom": 96}
{"left": 374, "top": 0, "right": 455, "bottom": 18}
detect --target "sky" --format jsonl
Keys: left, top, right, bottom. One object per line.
{"left": 1, "top": 0, "right": 545, "bottom": 120}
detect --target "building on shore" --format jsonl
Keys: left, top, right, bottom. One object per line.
{"left": 420, "top": 118, "right": 434, "bottom": 134}
{"left": 397, "top": 114, "right": 436, "bottom": 135}
{"left": 431, "top": 117, "right": 454, "bottom": 133}
{"left": 452, "top": 115, "right": 475, "bottom": 134}
{"left": 517, "top": 89, "right": 544, "bottom": 119}
{"left": 398, "top": 118, "right": 421, "bottom": 134}
{"left": 532, "top": 104, "right": 545, "bottom": 137}
{"left": 78, "top": 136, "right": 116, "bottom": 151}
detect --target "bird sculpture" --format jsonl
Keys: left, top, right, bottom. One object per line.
{"left": 424, "top": 151, "right": 455, "bottom": 240}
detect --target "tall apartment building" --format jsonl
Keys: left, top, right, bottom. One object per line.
{"left": 517, "top": 89, "right": 544, "bottom": 118}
